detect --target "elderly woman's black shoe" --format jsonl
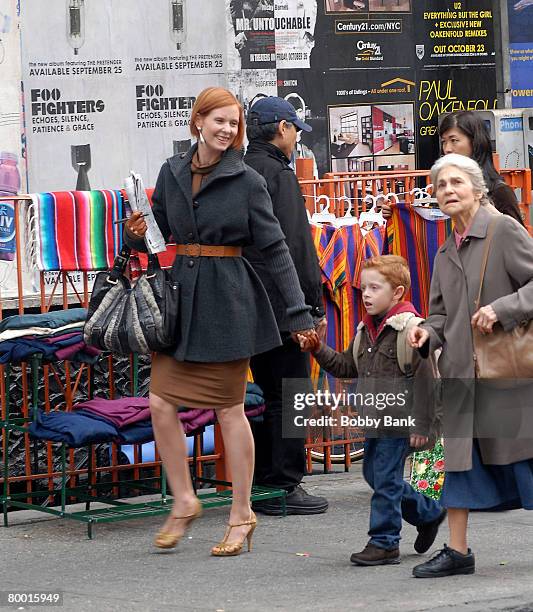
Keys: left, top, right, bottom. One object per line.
{"left": 412, "top": 544, "right": 475, "bottom": 578}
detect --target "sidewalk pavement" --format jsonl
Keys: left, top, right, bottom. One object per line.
{"left": 1, "top": 465, "right": 533, "bottom": 612}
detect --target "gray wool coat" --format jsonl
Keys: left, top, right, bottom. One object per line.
{"left": 125, "top": 145, "right": 313, "bottom": 362}
{"left": 421, "top": 205, "right": 533, "bottom": 471}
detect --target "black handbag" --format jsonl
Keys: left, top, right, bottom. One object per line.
{"left": 83, "top": 245, "right": 180, "bottom": 355}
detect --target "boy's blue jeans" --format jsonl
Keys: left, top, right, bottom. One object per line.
{"left": 363, "top": 437, "right": 443, "bottom": 550}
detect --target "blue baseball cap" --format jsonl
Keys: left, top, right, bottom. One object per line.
{"left": 247, "top": 96, "right": 312, "bottom": 132}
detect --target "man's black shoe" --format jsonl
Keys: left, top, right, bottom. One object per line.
{"left": 252, "top": 485, "right": 328, "bottom": 515}
{"left": 350, "top": 543, "right": 400, "bottom": 566}
{"left": 414, "top": 509, "right": 447, "bottom": 554}
{"left": 412, "top": 544, "right": 475, "bottom": 578}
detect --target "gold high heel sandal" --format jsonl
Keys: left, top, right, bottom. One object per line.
{"left": 154, "top": 498, "right": 202, "bottom": 549}
{"left": 211, "top": 511, "right": 257, "bottom": 557}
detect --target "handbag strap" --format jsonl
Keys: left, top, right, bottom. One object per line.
{"left": 146, "top": 253, "right": 162, "bottom": 277}
{"left": 475, "top": 217, "right": 501, "bottom": 310}
{"left": 108, "top": 244, "right": 132, "bottom": 282}
{"left": 108, "top": 242, "right": 162, "bottom": 282}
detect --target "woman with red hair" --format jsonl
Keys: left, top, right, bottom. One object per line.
{"left": 125, "top": 87, "right": 315, "bottom": 557}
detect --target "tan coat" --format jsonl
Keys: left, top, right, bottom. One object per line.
{"left": 421, "top": 205, "right": 533, "bottom": 471}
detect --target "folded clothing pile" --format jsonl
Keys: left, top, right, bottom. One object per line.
{"left": 0, "top": 308, "right": 99, "bottom": 365}
{"left": 28, "top": 384, "right": 265, "bottom": 447}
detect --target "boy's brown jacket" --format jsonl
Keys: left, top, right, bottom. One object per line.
{"left": 313, "top": 303, "right": 440, "bottom": 448}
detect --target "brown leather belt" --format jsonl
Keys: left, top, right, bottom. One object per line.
{"left": 174, "top": 244, "right": 242, "bottom": 257}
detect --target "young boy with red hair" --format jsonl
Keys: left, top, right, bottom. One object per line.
{"left": 299, "top": 255, "right": 445, "bottom": 566}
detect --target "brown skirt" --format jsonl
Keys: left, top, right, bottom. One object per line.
{"left": 150, "top": 353, "right": 250, "bottom": 409}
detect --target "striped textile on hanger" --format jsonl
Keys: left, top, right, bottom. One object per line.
{"left": 29, "top": 190, "right": 125, "bottom": 271}
{"left": 386, "top": 202, "right": 452, "bottom": 317}
{"left": 309, "top": 223, "right": 337, "bottom": 389}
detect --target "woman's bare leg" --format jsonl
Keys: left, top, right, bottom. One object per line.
{"left": 150, "top": 392, "right": 198, "bottom": 536}
{"left": 215, "top": 403, "right": 255, "bottom": 545}
{"left": 448, "top": 507, "right": 469, "bottom": 554}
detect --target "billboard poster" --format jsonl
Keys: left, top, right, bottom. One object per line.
{"left": 0, "top": 0, "right": 32, "bottom": 299}
{"left": 129, "top": 73, "right": 227, "bottom": 183}
{"left": 323, "top": 70, "right": 417, "bottom": 174}
{"left": 20, "top": 0, "right": 227, "bottom": 191}
{"left": 277, "top": 68, "right": 417, "bottom": 177}
{"left": 226, "top": 0, "right": 276, "bottom": 70}
{"left": 0, "top": 0, "right": 22, "bottom": 162}
{"left": 277, "top": 69, "right": 327, "bottom": 177}
{"left": 416, "top": 66, "right": 497, "bottom": 166}
{"left": 16, "top": 0, "right": 500, "bottom": 190}
{"left": 226, "top": 0, "right": 318, "bottom": 71}
{"left": 274, "top": 0, "right": 317, "bottom": 69}
{"left": 413, "top": 0, "right": 495, "bottom": 68}
{"left": 507, "top": 0, "right": 533, "bottom": 108}
{"left": 312, "top": 0, "right": 414, "bottom": 71}
{"left": 409, "top": 1, "right": 497, "bottom": 168}
{"left": 227, "top": 69, "right": 278, "bottom": 118}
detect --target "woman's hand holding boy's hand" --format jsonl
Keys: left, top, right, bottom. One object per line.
{"left": 125, "top": 211, "right": 148, "bottom": 238}
{"left": 296, "top": 329, "right": 321, "bottom": 353}
{"left": 408, "top": 326, "right": 429, "bottom": 348}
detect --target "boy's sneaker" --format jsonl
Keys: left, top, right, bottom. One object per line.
{"left": 350, "top": 543, "right": 400, "bottom": 566}
{"left": 252, "top": 485, "right": 328, "bottom": 515}
{"left": 412, "top": 544, "right": 475, "bottom": 578}
{"left": 414, "top": 509, "right": 447, "bottom": 553}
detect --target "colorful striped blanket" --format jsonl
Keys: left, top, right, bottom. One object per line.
{"left": 309, "top": 222, "right": 386, "bottom": 389}
{"left": 386, "top": 202, "right": 453, "bottom": 317}
{"left": 28, "top": 190, "right": 125, "bottom": 271}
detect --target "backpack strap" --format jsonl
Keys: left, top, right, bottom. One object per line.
{"left": 396, "top": 315, "right": 424, "bottom": 377}
{"left": 352, "top": 315, "right": 435, "bottom": 378}
{"left": 351, "top": 322, "right": 365, "bottom": 372}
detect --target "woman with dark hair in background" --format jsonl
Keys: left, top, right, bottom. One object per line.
{"left": 438, "top": 111, "right": 524, "bottom": 225}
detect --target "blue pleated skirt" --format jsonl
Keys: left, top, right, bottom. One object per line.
{"left": 440, "top": 440, "right": 533, "bottom": 510}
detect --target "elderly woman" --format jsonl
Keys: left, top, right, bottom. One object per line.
{"left": 408, "top": 153, "right": 533, "bottom": 578}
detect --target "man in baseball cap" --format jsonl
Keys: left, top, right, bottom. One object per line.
{"left": 243, "top": 97, "right": 328, "bottom": 516}
{"left": 247, "top": 96, "right": 313, "bottom": 132}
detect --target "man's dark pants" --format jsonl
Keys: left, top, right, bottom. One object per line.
{"left": 250, "top": 334, "right": 308, "bottom": 490}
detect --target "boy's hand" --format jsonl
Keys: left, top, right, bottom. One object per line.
{"left": 297, "top": 330, "right": 321, "bottom": 353}
{"left": 408, "top": 326, "right": 429, "bottom": 348}
{"left": 410, "top": 434, "right": 429, "bottom": 449}
{"left": 291, "top": 328, "right": 315, "bottom": 344}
